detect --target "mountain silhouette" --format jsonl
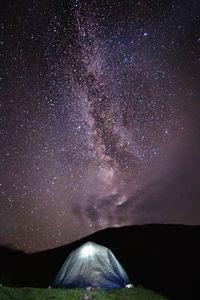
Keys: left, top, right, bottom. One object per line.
{"left": 0, "top": 224, "right": 200, "bottom": 300}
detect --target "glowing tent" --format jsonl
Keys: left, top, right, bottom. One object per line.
{"left": 51, "top": 241, "right": 132, "bottom": 289}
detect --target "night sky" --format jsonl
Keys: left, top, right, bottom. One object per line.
{"left": 1, "top": 0, "right": 200, "bottom": 253}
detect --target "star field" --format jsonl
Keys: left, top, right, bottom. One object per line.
{"left": 0, "top": 0, "right": 200, "bottom": 252}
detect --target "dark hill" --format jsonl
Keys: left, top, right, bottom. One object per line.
{"left": 1, "top": 224, "right": 200, "bottom": 300}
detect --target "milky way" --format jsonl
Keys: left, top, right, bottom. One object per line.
{"left": 1, "top": 0, "right": 200, "bottom": 252}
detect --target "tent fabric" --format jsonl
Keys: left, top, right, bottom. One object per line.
{"left": 51, "top": 241, "right": 132, "bottom": 289}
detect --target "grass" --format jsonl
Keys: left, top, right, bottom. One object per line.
{"left": 0, "top": 286, "right": 169, "bottom": 300}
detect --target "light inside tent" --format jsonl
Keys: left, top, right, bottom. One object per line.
{"left": 81, "top": 243, "right": 95, "bottom": 258}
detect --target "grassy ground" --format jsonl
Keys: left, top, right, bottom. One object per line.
{"left": 0, "top": 286, "right": 168, "bottom": 300}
